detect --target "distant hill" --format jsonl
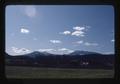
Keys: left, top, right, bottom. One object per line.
{"left": 23, "top": 51, "right": 53, "bottom": 58}
{"left": 69, "top": 50, "right": 101, "bottom": 55}
{"left": 5, "top": 51, "right": 114, "bottom": 69}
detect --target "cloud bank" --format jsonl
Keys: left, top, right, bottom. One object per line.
{"left": 38, "top": 49, "right": 56, "bottom": 52}
{"left": 38, "top": 48, "right": 73, "bottom": 54}
{"left": 12, "top": 47, "right": 31, "bottom": 54}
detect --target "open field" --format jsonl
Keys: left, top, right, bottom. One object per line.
{"left": 5, "top": 66, "right": 114, "bottom": 79}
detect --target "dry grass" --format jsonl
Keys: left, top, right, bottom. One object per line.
{"left": 5, "top": 66, "right": 114, "bottom": 79}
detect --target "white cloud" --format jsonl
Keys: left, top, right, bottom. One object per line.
{"left": 71, "top": 26, "right": 86, "bottom": 37}
{"left": 38, "top": 48, "right": 73, "bottom": 54}
{"left": 84, "top": 42, "right": 98, "bottom": 46}
{"left": 74, "top": 40, "right": 98, "bottom": 47}
{"left": 111, "top": 39, "right": 115, "bottom": 42}
{"left": 58, "top": 48, "right": 69, "bottom": 51}
{"left": 21, "top": 28, "right": 30, "bottom": 34}
{"left": 71, "top": 31, "right": 85, "bottom": 37}
{"left": 24, "top": 6, "right": 36, "bottom": 18}
{"left": 38, "top": 49, "right": 56, "bottom": 52}
{"left": 60, "top": 31, "right": 71, "bottom": 35}
{"left": 12, "top": 47, "right": 31, "bottom": 54}
{"left": 58, "top": 48, "right": 74, "bottom": 53}
{"left": 50, "top": 40, "right": 61, "bottom": 44}
{"left": 76, "top": 40, "right": 83, "bottom": 44}
{"left": 60, "top": 26, "right": 90, "bottom": 37}
{"left": 73, "top": 26, "right": 85, "bottom": 31}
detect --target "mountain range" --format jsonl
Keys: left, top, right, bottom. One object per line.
{"left": 5, "top": 50, "right": 114, "bottom": 69}
{"left": 6, "top": 50, "right": 105, "bottom": 57}
{"left": 69, "top": 50, "right": 102, "bottom": 55}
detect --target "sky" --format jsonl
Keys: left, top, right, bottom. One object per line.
{"left": 5, "top": 5, "right": 114, "bottom": 55}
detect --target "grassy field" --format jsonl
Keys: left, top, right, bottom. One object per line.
{"left": 5, "top": 66, "right": 114, "bottom": 79}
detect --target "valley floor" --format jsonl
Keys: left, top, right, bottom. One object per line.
{"left": 5, "top": 66, "right": 114, "bottom": 79}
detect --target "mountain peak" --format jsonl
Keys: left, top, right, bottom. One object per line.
{"left": 24, "top": 51, "right": 52, "bottom": 58}
{"left": 31, "top": 51, "right": 41, "bottom": 54}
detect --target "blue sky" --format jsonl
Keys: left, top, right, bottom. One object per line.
{"left": 5, "top": 5, "right": 114, "bottom": 55}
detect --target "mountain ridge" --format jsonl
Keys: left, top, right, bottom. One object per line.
{"left": 6, "top": 50, "right": 114, "bottom": 57}
{"left": 5, "top": 50, "right": 114, "bottom": 69}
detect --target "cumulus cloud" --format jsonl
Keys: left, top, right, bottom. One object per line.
{"left": 60, "top": 31, "right": 71, "bottom": 35}
{"left": 21, "top": 28, "right": 30, "bottom": 34}
{"left": 84, "top": 42, "right": 98, "bottom": 46}
{"left": 60, "top": 26, "right": 90, "bottom": 37}
{"left": 50, "top": 40, "right": 61, "bottom": 44}
{"left": 12, "top": 47, "right": 31, "bottom": 54}
{"left": 73, "top": 26, "right": 85, "bottom": 31}
{"left": 72, "top": 26, "right": 86, "bottom": 37}
{"left": 24, "top": 6, "right": 37, "bottom": 18}
{"left": 71, "top": 31, "right": 85, "bottom": 37}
